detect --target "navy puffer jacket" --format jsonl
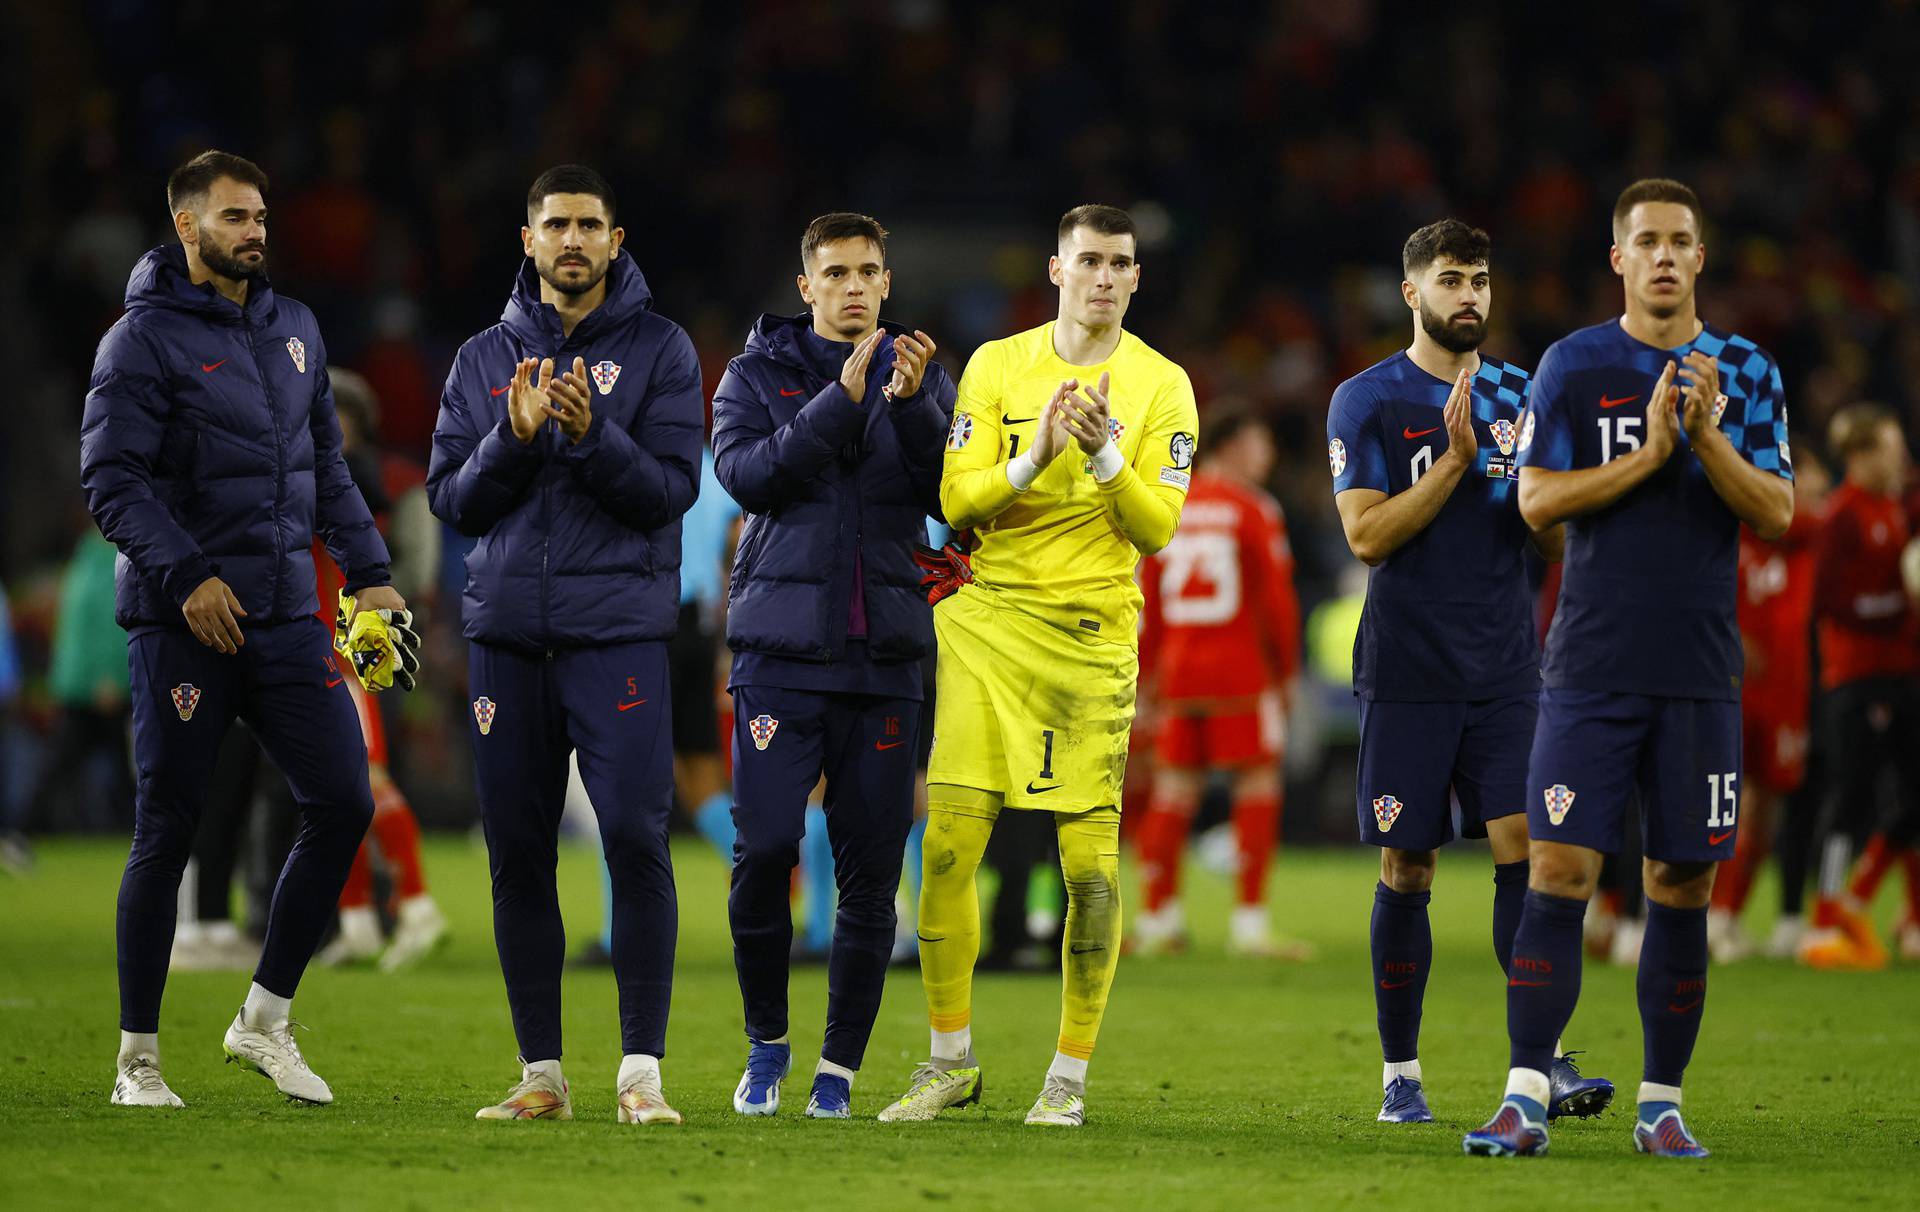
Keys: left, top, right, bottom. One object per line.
{"left": 80, "top": 245, "right": 390, "bottom": 629}
{"left": 712, "top": 313, "right": 954, "bottom": 663}
{"left": 427, "top": 256, "right": 703, "bottom": 650}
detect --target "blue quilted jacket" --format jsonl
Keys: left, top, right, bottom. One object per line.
{"left": 711, "top": 312, "right": 953, "bottom": 663}
{"left": 80, "top": 245, "right": 390, "bottom": 630}
{"left": 427, "top": 256, "right": 703, "bottom": 650}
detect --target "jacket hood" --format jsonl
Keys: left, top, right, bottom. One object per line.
{"left": 744, "top": 312, "right": 914, "bottom": 379}
{"left": 124, "top": 244, "right": 277, "bottom": 323}
{"left": 502, "top": 253, "right": 655, "bottom": 346}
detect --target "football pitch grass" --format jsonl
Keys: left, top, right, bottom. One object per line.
{"left": 2, "top": 837, "right": 1915, "bottom": 1210}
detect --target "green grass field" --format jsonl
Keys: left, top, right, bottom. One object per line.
{"left": 2, "top": 836, "right": 1915, "bottom": 1210}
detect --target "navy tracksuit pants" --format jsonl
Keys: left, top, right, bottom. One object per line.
{"left": 469, "top": 640, "right": 676, "bottom": 1061}
{"left": 728, "top": 685, "right": 917, "bottom": 1070}
{"left": 118, "top": 618, "right": 372, "bottom": 1032}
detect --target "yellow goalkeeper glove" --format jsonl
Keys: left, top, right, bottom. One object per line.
{"left": 333, "top": 590, "right": 421, "bottom": 692}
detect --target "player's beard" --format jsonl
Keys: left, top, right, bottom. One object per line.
{"left": 198, "top": 228, "right": 267, "bottom": 281}
{"left": 1419, "top": 302, "right": 1486, "bottom": 354}
{"left": 538, "top": 253, "right": 608, "bottom": 297}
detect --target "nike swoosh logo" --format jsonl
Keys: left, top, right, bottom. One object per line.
{"left": 1068, "top": 942, "right": 1105, "bottom": 955}
{"left": 616, "top": 699, "right": 649, "bottom": 712}
{"left": 1708, "top": 829, "right": 1735, "bottom": 846}
{"left": 779, "top": 388, "right": 805, "bottom": 397}
{"left": 1025, "top": 782, "right": 1062, "bottom": 794}
{"left": 491, "top": 384, "right": 510, "bottom": 396}
{"left": 1599, "top": 394, "right": 1638, "bottom": 409}
{"left": 1403, "top": 426, "right": 1439, "bottom": 439}
{"left": 1507, "top": 978, "right": 1552, "bottom": 987}
{"left": 201, "top": 360, "right": 227, "bottom": 373}
{"left": 325, "top": 677, "right": 345, "bottom": 689}
{"left": 1378, "top": 979, "right": 1414, "bottom": 990}
{"left": 1667, "top": 998, "right": 1703, "bottom": 1014}
{"left": 875, "top": 740, "right": 906, "bottom": 751}
{"left": 1003, "top": 416, "right": 1036, "bottom": 425}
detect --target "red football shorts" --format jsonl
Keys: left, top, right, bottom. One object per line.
{"left": 1154, "top": 693, "right": 1283, "bottom": 770}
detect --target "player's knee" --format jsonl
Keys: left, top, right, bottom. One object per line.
{"left": 1528, "top": 842, "right": 1600, "bottom": 899}
{"left": 1380, "top": 848, "right": 1436, "bottom": 894}
{"left": 1644, "top": 858, "right": 1715, "bottom": 906}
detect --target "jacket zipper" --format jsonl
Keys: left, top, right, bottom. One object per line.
{"left": 248, "top": 313, "right": 289, "bottom": 619}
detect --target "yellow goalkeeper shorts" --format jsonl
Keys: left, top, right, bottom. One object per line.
{"left": 927, "top": 586, "right": 1138, "bottom": 813}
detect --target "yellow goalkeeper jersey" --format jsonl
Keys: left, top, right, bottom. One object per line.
{"left": 940, "top": 321, "right": 1198, "bottom": 646}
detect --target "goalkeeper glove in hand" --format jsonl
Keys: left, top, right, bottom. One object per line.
{"left": 911, "top": 540, "right": 975, "bottom": 607}
{"left": 334, "top": 590, "right": 422, "bottom": 692}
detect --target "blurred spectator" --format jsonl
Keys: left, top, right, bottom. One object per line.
{"left": 26, "top": 532, "right": 133, "bottom": 833}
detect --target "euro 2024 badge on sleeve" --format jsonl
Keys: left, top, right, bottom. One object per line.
{"left": 1372, "top": 794, "right": 1403, "bottom": 832}
{"left": 749, "top": 714, "right": 780, "bottom": 751}
{"left": 1328, "top": 438, "right": 1347, "bottom": 478}
{"left": 171, "top": 683, "right": 201, "bottom": 722}
{"left": 947, "top": 412, "right": 973, "bottom": 451}
{"left": 590, "top": 360, "right": 622, "bottom": 395}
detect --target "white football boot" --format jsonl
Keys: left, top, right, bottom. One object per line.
{"left": 315, "top": 907, "right": 383, "bottom": 968}
{"left": 877, "top": 1061, "right": 984, "bottom": 1122}
{"left": 110, "top": 1053, "right": 185, "bottom": 1108}
{"left": 616, "top": 1065, "right": 682, "bottom": 1125}
{"left": 1024, "top": 1074, "right": 1086, "bottom": 1127}
{"left": 223, "top": 1010, "right": 333, "bottom": 1104}
{"left": 378, "top": 896, "right": 449, "bottom": 973}
{"left": 476, "top": 1060, "right": 572, "bottom": 1121}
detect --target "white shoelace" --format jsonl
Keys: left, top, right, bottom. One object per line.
{"left": 122, "top": 1058, "right": 168, "bottom": 1093}
{"left": 1037, "top": 1075, "right": 1080, "bottom": 1108}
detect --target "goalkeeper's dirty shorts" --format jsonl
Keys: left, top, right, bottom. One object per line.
{"left": 927, "top": 586, "right": 1138, "bottom": 813}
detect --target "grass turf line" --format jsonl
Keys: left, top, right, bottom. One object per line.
{"left": 0, "top": 837, "right": 1915, "bottom": 1210}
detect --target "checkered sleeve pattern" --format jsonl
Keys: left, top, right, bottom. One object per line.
{"left": 1696, "top": 330, "right": 1793, "bottom": 481}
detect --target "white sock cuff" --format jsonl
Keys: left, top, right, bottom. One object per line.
{"left": 1383, "top": 1059, "right": 1421, "bottom": 1088}
{"left": 1638, "top": 1081, "right": 1683, "bottom": 1107}
{"left": 816, "top": 1058, "right": 857, "bottom": 1083}
{"left": 119, "top": 1031, "right": 160, "bottom": 1063}
{"left": 525, "top": 1057, "right": 564, "bottom": 1080}
{"left": 1048, "top": 1052, "right": 1090, "bottom": 1085}
{"left": 931, "top": 1027, "right": 972, "bottom": 1062}
{"left": 242, "top": 982, "right": 292, "bottom": 1029}
{"left": 1505, "top": 1067, "right": 1551, "bottom": 1107}
{"left": 617, "top": 1054, "right": 659, "bottom": 1086}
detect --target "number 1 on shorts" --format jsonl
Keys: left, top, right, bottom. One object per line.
{"left": 1040, "top": 729, "right": 1056, "bottom": 780}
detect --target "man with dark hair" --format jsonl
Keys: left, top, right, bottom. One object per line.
{"left": 1465, "top": 179, "right": 1793, "bottom": 1158}
{"left": 83, "top": 149, "right": 406, "bottom": 1107}
{"left": 880, "top": 205, "right": 1197, "bottom": 1127}
{"left": 1134, "top": 403, "right": 1307, "bottom": 959}
{"left": 1329, "top": 219, "right": 1607, "bottom": 1127}
{"left": 709, "top": 211, "right": 953, "bottom": 1119}
{"left": 428, "top": 164, "right": 703, "bottom": 1125}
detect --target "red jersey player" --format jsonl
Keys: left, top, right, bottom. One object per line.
{"left": 1801, "top": 403, "right": 1920, "bottom": 969}
{"left": 312, "top": 370, "right": 448, "bottom": 971}
{"left": 1708, "top": 454, "right": 1827, "bottom": 961}
{"left": 1133, "top": 404, "right": 1306, "bottom": 957}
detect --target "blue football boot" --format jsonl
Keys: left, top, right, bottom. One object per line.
{"left": 1378, "top": 1076, "right": 1434, "bottom": 1123}
{"left": 1462, "top": 1097, "right": 1549, "bottom": 1157}
{"left": 1547, "top": 1051, "right": 1615, "bottom": 1120}
{"left": 1633, "top": 1105, "right": 1710, "bottom": 1158}
{"left": 805, "top": 1071, "right": 852, "bottom": 1119}
{"left": 732, "top": 1040, "right": 791, "bottom": 1116}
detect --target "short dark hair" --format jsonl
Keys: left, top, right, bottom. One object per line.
{"left": 1402, "top": 219, "right": 1490, "bottom": 280}
{"left": 1057, "top": 204, "right": 1137, "bottom": 249}
{"left": 1199, "top": 399, "right": 1268, "bottom": 460}
{"left": 166, "top": 150, "right": 269, "bottom": 216}
{"left": 527, "top": 164, "right": 616, "bottom": 224}
{"left": 1612, "top": 177, "right": 1703, "bottom": 241}
{"left": 328, "top": 368, "right": 381, "bottom": 443}
{"left": 800, "top": 212, "right": 889, "bottom": 271}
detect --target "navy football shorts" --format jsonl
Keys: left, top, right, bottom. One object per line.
{"left": 1525, "top": 688, "right": 1741, "bottom": 863}
{"left": 1355, "top": 693, "right": 1537, "bottom": 850}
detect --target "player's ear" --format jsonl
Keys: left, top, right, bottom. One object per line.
{"left": 796, "top": 273, "right": 813, "bottom": 306}
{"left": 175, "top": 209, "right": 197, "bottom": 246}
{"left": 1401, "top": 279, "right": 1418, "bottom": 311}
{"left": 609, "top": 226, "right": 625, "bottom": 260}
{"left": 1608, "top": 244, "right": 1624, "bottom": 277}
{"left": 1048, "top": 254, "right": 1063, "bottom": 287}
{"left": 521, "top": 226, "right": 534, "bottom": 258}
{"left": 880, "top": 268, "right": 891, "bottom": 301}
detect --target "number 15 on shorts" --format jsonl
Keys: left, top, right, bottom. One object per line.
{"left": 1706, "top": 770, "right": 1737, "bottom": 840}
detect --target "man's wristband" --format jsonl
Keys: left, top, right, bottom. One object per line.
{"left": 1006, "top": 449, "right": 1042, "bottom": 492}
{"left": 1090, "top": 440, "right": 1125, "bottom": 482}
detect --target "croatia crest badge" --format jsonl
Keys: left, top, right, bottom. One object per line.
{"left": 170, "top": 684, "right": 202, "bottom": 722}
{"left": 1491, "top": 418, "right": 1517, "bottom": 455}
{"left": 1543, "top": 783, "right": 1576, "bottom": 826}
{"left": 1372, "top": 794, "right": 1403, "bottom": 832}
{"left": 286, "top": 336, "right": 306, "bottom": 373}
{"left": 589, "top": 359, "right": 622, "bottom": 395}
{"left": 472, "top": 696, "right": 497, "bottom": 736}
{"left": 749, "top": 714, "right": 780, "bottom": 751}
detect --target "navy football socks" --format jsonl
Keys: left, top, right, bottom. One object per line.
{"left": 1637, "top": 900, "right": 1709, "bottom": 1087}
{"left": 1492, "top": 860, "right": 1529, "bottom": 975}
{"left": 1506, "top": 889, "right": 1587, "bottom": 1075}
{"left": 1371, "top": 882, "right": 1433, "bottom": 1063}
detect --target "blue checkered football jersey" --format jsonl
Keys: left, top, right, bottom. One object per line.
{"left": 1516, "top": 319, "right": 1793, "bottom": 701}
{"left": 1327, "top": 352, "right": 1540, "bottom": 702}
